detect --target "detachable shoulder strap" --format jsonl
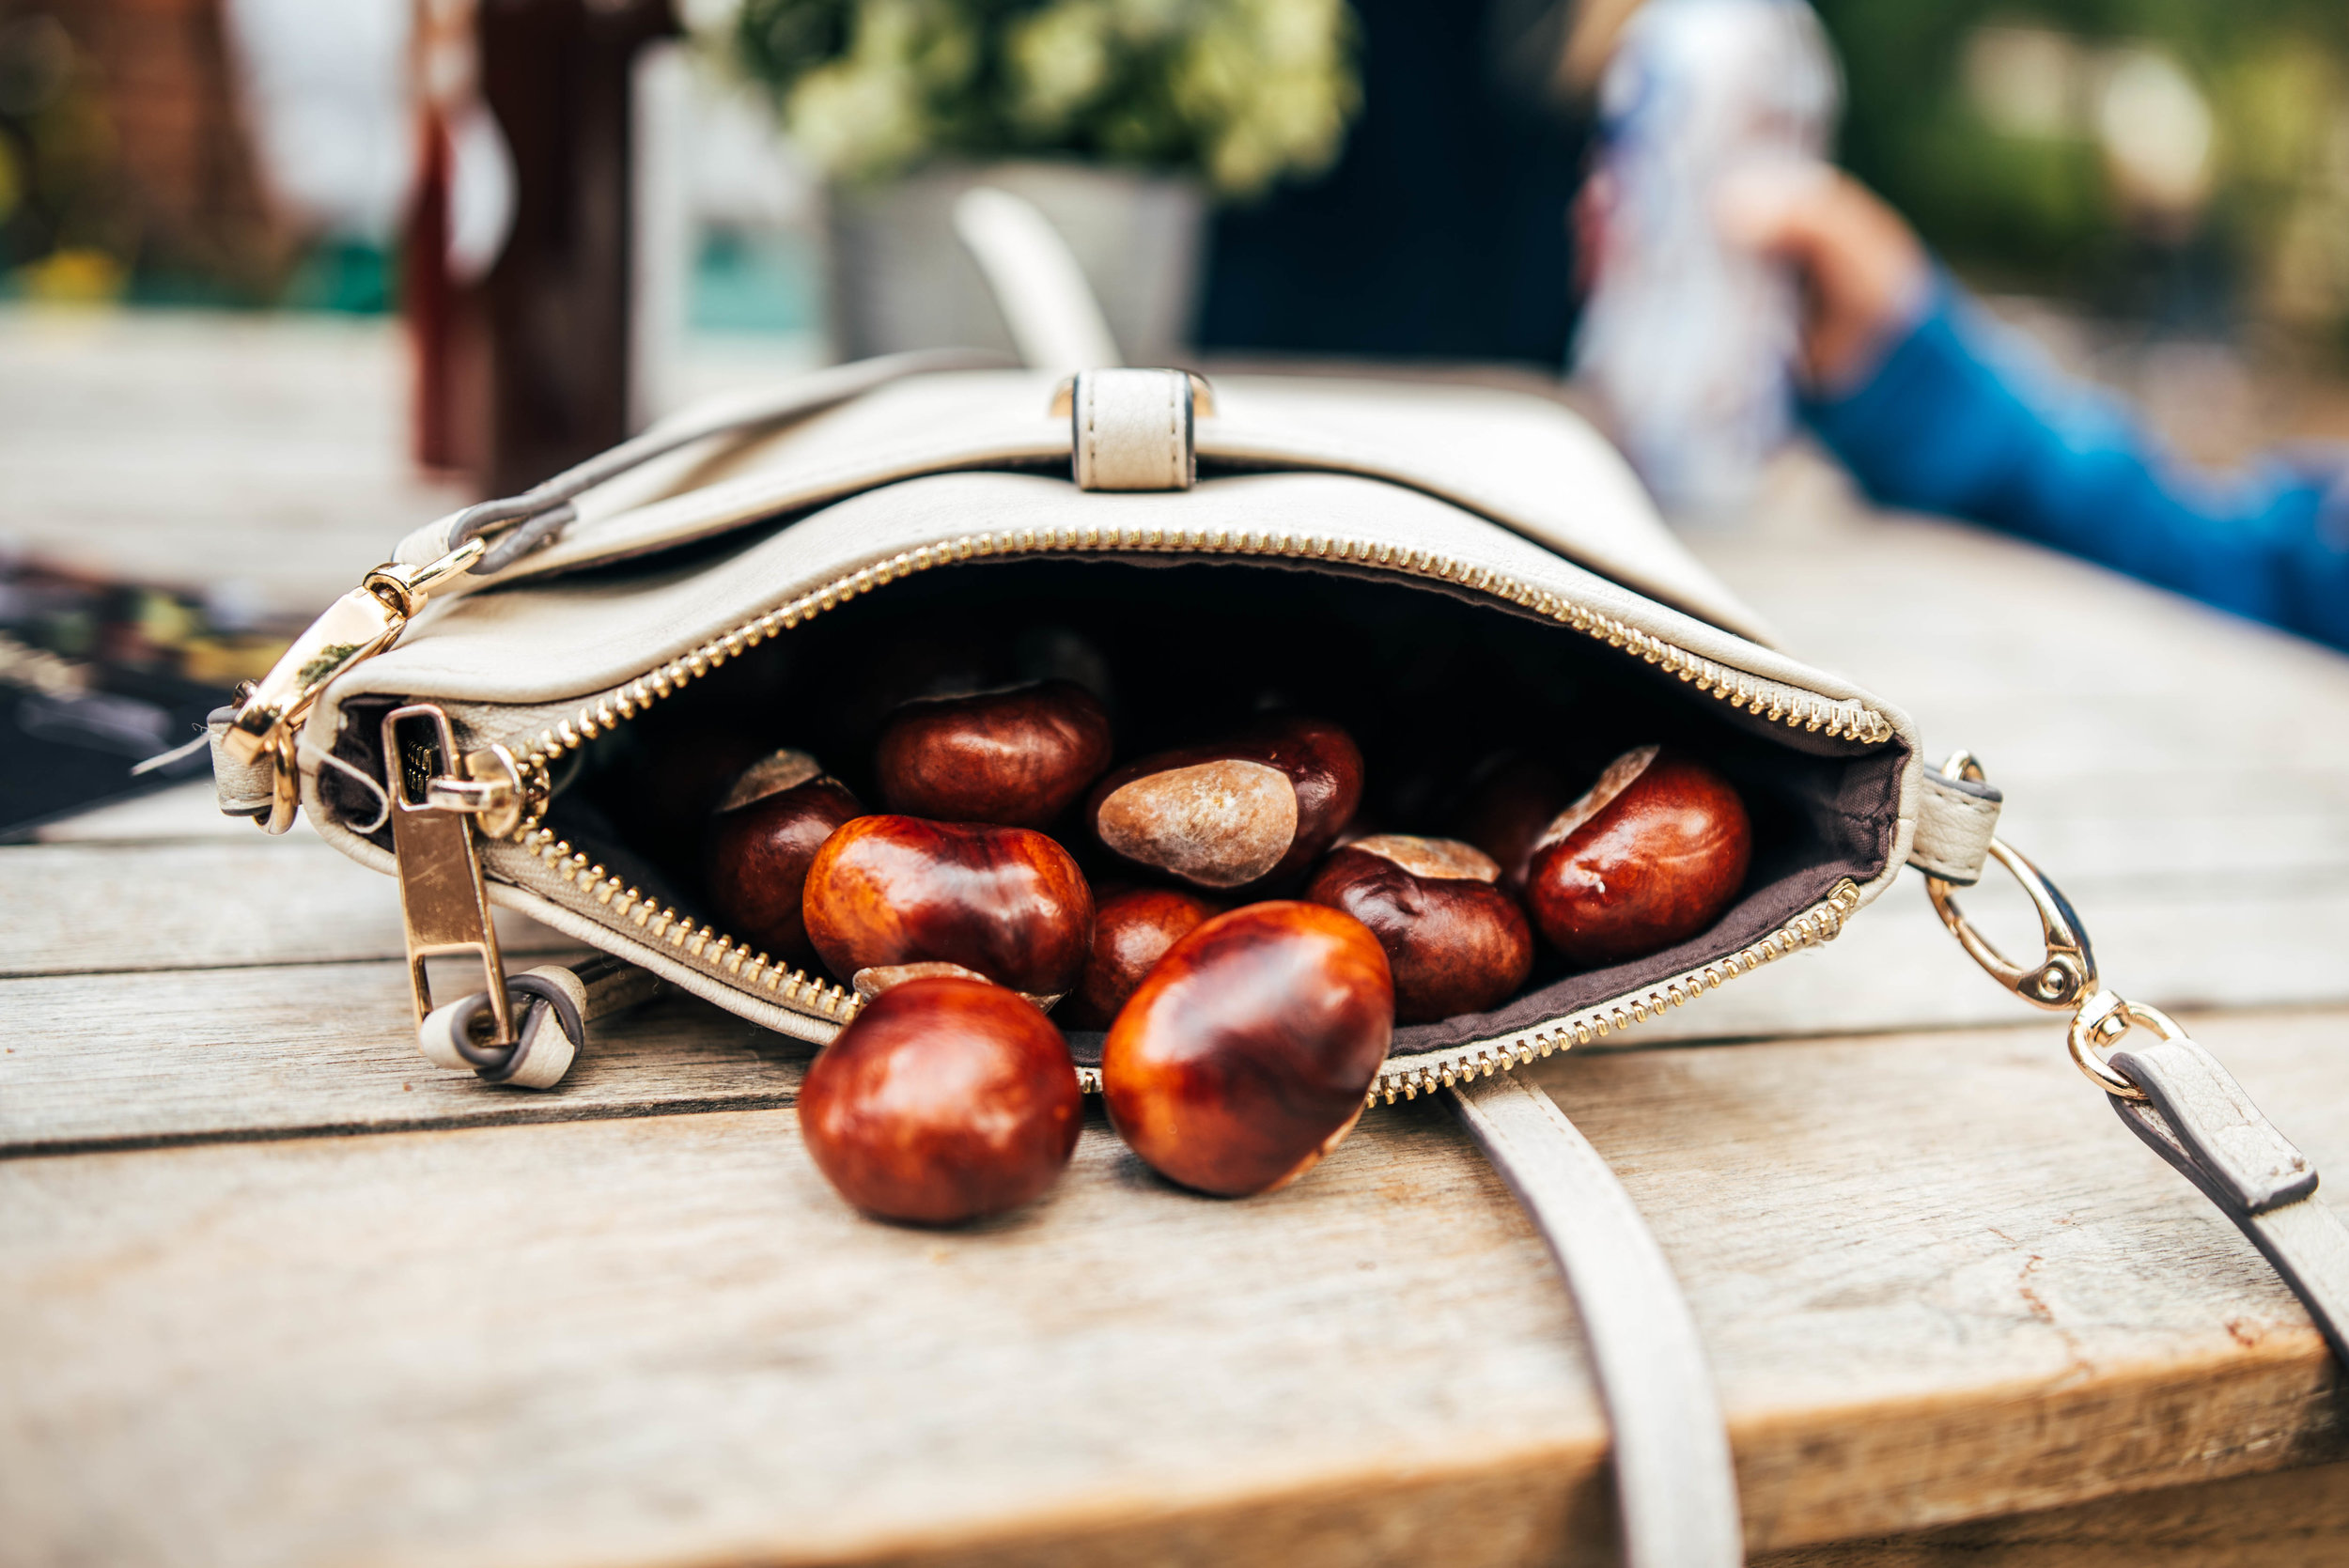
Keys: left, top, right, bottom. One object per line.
{"left": 1452, "top": 1073, "right": 1745, "bottom": 1568}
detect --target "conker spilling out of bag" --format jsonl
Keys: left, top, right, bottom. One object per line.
{"left": 576, "top": 568, "right": 1789, "bottom": 1224}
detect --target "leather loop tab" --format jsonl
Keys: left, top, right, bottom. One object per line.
{"left": 1909, "top": 762, "right": 2002, "bottom": 885}
{"left": 208, "top": 706, "right": 277, "bottom": 821}
{"left": 1071, "top": 368, "right": 1195, "bottom": 492}
{"left": 2110, "top": 1052, "right": 2349, "bottom": 1367}
{"left": 2111, "top": 1035, "right": 2317, "bottom": 1214}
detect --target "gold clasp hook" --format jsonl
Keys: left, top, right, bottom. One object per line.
{"left": 1923, "top": 751, "right": 2146, "bottom": 1101}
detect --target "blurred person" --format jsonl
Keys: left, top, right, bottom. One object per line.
{"left": 1721, "top": 166, "right": 2349, "bottom": 656}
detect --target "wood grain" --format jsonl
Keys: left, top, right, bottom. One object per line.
{"left": 0, "top": 839, "right": 577, "bottom": 978}
{"left": 0, "top": 962, "right": 800, "bottom": 1155}
{"left": 6, "top": 1008, "right": 2347, "bottom": 1566}
{"left": 1754, "top": 1458, "right": 2349, "bottom": 1567}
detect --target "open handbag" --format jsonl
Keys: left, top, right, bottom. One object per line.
{"left": 205, "top": 196, "right": 2349, "bottom": 1568}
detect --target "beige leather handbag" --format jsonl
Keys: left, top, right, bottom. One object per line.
{"left": 204, "top": 224, "right": 2345, "bottom": 1568}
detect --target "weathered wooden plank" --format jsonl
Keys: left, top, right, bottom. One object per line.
{"left": 0, "top": 840, "right": 577, "bottom": 978}
{"left": 1691, "top": 470, "right": 2349, "bottom": 794}
{"left": 1635, "top": 871, "right": 2349, "bottom": 1044}
{"left": 0, "top": 961, "right": 796, "bottom": 1155}
{"left": 5, "top": 1008, "right": 2346, "bottom": 1567}
{"left": 8, "top": 858, "right": 2342, "bottom": 1153}
{"left": 1549, "top": 1005, "right": 2349, "bottom": 1551}
{"left": 30, "top": 780, "right": 267, "bottom": 845}
{"left": 0, "top": 1100, "right": 1607, "bottom": 1568}
{"left": 0, "top": 308, "right": 466, "bottom": 615}
{"left": 1753, "top": 1457, "right": 2349, "bottom": 1567}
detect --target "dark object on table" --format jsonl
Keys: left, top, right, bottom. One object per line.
{"left": 0, "top": 560, "right": 277, "bottom": 839}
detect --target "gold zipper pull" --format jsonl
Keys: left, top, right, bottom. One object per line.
{"left": 217, "top": 539, "right": 490, "bottom": 832}
{"left": 382, "top": 703, "right": 513, "bottom": 1048}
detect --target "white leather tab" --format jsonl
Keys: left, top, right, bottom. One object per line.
{"left": 1909, "top": 764, "right": 2002, "bottom": 885}
{"left": 207, "top": 708, "right": 277, "bottom": 820}
{"left": 1071, "top": 368, "right": 1194, "bottom": 491}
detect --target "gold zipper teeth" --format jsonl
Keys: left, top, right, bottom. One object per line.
{"left": 1357, "top": 877, "right": 1860, "bottom": 1104}
{"left": 490, "top": 526, "right": 1892, "bottom": 1060}
{"left": 1062, "top": 879, "right": 1860, "bottom": 1098}
{"left": 506, "top": 825, "right": 863, "bottom": 1023}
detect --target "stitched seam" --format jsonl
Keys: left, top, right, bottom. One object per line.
{"left": 1081, "top": 381, "right": 1097, "bottom": 488}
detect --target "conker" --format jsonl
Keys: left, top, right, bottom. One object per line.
{"left": 1303, "top": 834, "right": 1533, "bottom": 1023}
{"left": 1524, "top": 746, "right": 1751, "bottom": 967}
{"left": 701, "top": 751, "right": 863, "bottom": 965}
{"left": 875, "top": 679, "right": 1113, "bottom": 829}
{"left": 1453, "top": 755, "right": 1571, "bottom": 899}
{"left": 850, "top": 960, "right": 1062, "bottom": 1011}
{"left": 802, "top": 815, "right": 1095, "bottom": 998}
{"left": 1101, "top": 902, "right": 1392, "bottom": 1198}
{"left": 799, "top": 975, "right": 1081, "bottom": 1224}
{"left": 1085, "top": 716, "right": 1364, "bottom": 893}
{"left": 1058, "top": 886, "right": 1221, "bottom": 1030}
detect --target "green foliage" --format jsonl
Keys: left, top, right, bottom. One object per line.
{"left": 1816, "top": 0, "right": 2349, "bottom": 312}
{"left": 729, "top": 0, "right": 1360, "bottom": 198}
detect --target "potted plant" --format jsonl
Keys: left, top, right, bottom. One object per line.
{"left": 727, "top": 0, "right": 1360, "bottom": 363}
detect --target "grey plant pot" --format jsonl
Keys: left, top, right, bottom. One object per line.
{"left": 826, "top": 161, "right": 1206, "bottom": 367}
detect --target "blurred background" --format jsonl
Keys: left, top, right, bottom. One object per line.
{"left": 3, "top": 0, "right": 2346, "bottom": 825}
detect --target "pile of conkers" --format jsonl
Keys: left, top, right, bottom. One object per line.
{"left": 699, "top": 679, "right": 1752, "bottom": 1225}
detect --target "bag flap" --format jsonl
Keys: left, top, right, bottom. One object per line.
{"left": 401, "top": 367, "right": 1781, "bottom": 649}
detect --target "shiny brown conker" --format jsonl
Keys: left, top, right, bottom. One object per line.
{"left": 802, "top": 815, "right": 1095, "bottom": 998}
{"left": 799, "top": 976, "right": 1081, "bottom": 1224}
{"left": 1057, "top": 886, "right": 1221, "bottom": 1030}
{"left": 701, "top": 751, "right": 864, "bottom": 965}
{"left": 1084, "top": 716, "right": 1364, "bottom": 893}
{"left": 1452, "top": 755, "right": 1571, "bottom": 900}
{"left": 1524, "top": 746, "right": 1751, "bottom": 967}
{"left": 1101, "top": 902, "right": 1392, "bottom": 1198}
{"left": 1303, "top": 834, "right": 1533, "bottom": 1023}
{"left": 875, "top": 679, "right": 1113, "bottom": 829}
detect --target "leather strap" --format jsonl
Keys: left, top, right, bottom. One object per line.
{"left": 1071, "top": 368, "right": 1196, "bottom": 491}
{"left": 1908, "top": 762, "right": 2002, "bottom": 886}
{"left": 2109, "top": 1036, "right": 2349, "bottom": 1365}
{"left": 1452, "top": 1073, "right": 1744, "bottom": 1568}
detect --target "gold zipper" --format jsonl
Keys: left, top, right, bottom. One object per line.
{"left": 463, "top": 523, "right": 1893, "bottom": 1089}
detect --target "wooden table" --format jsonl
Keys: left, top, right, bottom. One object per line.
{"left": 8, "top": 312, "right": 2349, "bottom": 1567}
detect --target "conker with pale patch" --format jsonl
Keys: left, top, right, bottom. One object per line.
{"left": 1304, "top": 834, "right": 1532, "bottom": 1022}
{"left": 875, "top": 679, "right": 1113, "bottom": 828}
{"left": 1524, "top": 746, "right": 1751, "bottom": 967}
{"left": 1085, "top": 716, "right": 1363, "bottom": 893}
{"left": 799, "top": 976, "right": 1081, "bottom": 1224}
{"left": 702, "top": 750, "right": 863, "bottom": 965}
{"left": 802, "top": 815, "right": 1095, "bottom": 998}
{"left": 1101, "top": 901, "right": 1392, "bottom": 1198}
{"left": 1058, "top": 886, "right": 1221, "bottom": 1029}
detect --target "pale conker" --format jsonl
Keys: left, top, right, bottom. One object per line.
{"left": 1085, "top": 716, "right": 1363, "bottom": 893}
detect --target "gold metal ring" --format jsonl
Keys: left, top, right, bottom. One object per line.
{"left": 2064, "top": 989, "right": 2170, "bottom": 1100}
{"left": 257, "top": 727, "right": 300, "bottom": 835}
{"left": 1925, "top": 837, "right": 2096, "bottom": 1013}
